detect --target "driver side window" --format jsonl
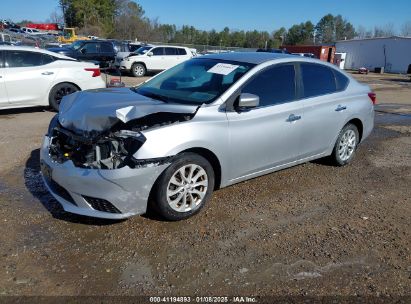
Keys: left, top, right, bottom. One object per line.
{"left": 152, "top": 48, "right": 164, "bottom": 56}
{"left": 242, "top": 64, "right": 297, "bottom": 107}
{"left": 81, "top": 43, "right": 98, "bottom": 54}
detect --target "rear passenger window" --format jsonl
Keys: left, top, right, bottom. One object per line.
{"left": 42, "top": 54, "right": 55, "bottom": 65}
{"left": 177, "top": 48, "right": 187, "bottom": 55}
{"left": 334, "top": 70, "right": 349, "bottom": 91}
{"left": 301, "top": 63, "right": 337, "bottom": 98}
{"left": 164, "top": 47, "right": 177, "bottom": 55}
{"left": 242, "top": 64, "right": 296, "bottom": 107}
{"left": 81, "top": 43, "right": 98, "bottom": 53}
{"left": 100, "top": 43, "right": 113, "bottom": 53}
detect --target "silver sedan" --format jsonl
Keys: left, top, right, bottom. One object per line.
{"left": 41, "top": 52, "right": 375, "bottom": 220}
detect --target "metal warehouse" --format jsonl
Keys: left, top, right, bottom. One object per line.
{"left": 335, "top": 36, "right": 411, "bottom": 73}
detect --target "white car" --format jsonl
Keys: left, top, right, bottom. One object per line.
{"left": 116, "top": 45, "right": 194, "bottom": 77}
{"left": 0, "top": 46, "right": 106, "bottom": 110}
{"left": 20, "top": 27, "right": 43, "bottom": 36}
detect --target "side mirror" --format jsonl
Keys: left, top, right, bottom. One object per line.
{"left": 80, "top": 48, "right": 87, "bottom": 54}
{"left": 147, "top": 52, "right": 153, "bottom": 57}
{"left": 237, "top": 93, "right": 259, "bottom": 110}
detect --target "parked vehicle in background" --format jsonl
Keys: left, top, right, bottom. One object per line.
{"left": 1, "top": 20, "right": 20, "bottom": 29}
{"left": 57, "top": 28, "right": 89, "bottom": 44}
{"left": 293, "top": 52, "right": 317, "bottom": 58}
{"left": 0, "top": 33, "right": 12, "bottom": 45}
{"left": 256, "top": 48, "right": 291, "bottom": 54}
{"left": 0, "top": 46, "right": 105, "bottom": 111}
{"left": 21, "top": 27, "right": 43, "bottom": 36}
{"left": 41, "top": 52, "right": 374, "bottom": 220}
{"left": 7, "top": 28, "right": 24, "bottom": 34}
{"left": 115, "top": 43, "right": 152, "bottom": 68}
{"left": 26, "top": 23, "right": 61, "bottom": 32}
{"left": 47, "top": 40, "right": 116, "bottom": 68}
{"left": 116, "top": 45, "right": 194, "bottom": 77}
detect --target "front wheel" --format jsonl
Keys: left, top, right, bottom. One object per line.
{"left": 150, "top": 153, "right": 215, "bottom": 221}
{"left": 331, "top": 123, "right": 359, "bottom": 166}
{"left": 131, "top": 63, "right": 146, "bottom": 77}
{"left": 49, "top": 83, "right": 79, "bottom": 111}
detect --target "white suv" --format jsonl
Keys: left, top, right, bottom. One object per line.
{"left": 116, "top": 45, "right": 194, "bottom": 77}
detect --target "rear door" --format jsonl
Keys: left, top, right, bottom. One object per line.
{"left": 164, "top": 47, "right": 180, "bottom": 69}
{"left": 3, "top": 50, "right": 58, "bottom": 106}
{"left": 0, "top": 50, "right": 8, "bottom": 106}
{"left": 100, "top": 42, "right": 115, "bottom": 63}
{"left": 297, "top": 62, "right": 350, "bottom": 158}
{"left": 78, "top": 42, "right": 99, "bottom": 62}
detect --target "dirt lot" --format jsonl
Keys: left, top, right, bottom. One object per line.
{"left": 0, "top": 72, "right": 410, "bottom": 301}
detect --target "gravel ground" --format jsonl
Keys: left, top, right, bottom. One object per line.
{"left": 0, "top": 72, "right": 410, "bottom": 301}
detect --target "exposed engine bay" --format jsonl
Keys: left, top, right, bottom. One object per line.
{"left": 47, "top": 112, "right": 194, "bottom": 170}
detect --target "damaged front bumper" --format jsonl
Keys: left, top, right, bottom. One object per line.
{"left": 40, "top": 135, "right": 170, "bottom": 219}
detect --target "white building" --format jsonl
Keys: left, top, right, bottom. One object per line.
{"left": 335, "top": 36, "right": 411, "bottom": 73}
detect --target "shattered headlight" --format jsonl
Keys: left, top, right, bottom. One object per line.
{"left": 48, "top": 125, "right": 147, "bottom": 170}
{"left": 47, "top": 114, "right": 59, "bottom": 137}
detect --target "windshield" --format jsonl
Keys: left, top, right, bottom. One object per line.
{"left": 134, "top": 58, "right": 255, "bottom": 105}
{"left": 134, "top": 46, "right": 152, "bottom": 55}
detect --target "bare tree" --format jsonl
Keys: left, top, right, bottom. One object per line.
{"left": 374, "top": 23, "right": 396, "bottom": 38}
{"left": 401, "top": 21, "right": 411, "bottom": 37}
{"left": 48, "top": 9, "right": 64, "bottom": 24}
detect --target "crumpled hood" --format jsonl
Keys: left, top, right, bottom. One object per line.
{"left": 58, "top": 88, "right": 199, "bottom": 136}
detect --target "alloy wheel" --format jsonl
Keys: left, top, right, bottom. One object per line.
{"left": 166, "top": 164, "right": 208, "bottom": 212}
{"left": 338, "top": 129, "right": 357, "bottom": 161}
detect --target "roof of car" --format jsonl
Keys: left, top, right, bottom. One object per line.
{"left": 199, "top": 52, "right": 294, "bottom": 64}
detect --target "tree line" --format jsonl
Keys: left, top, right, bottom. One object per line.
{"left": 54, "top": 0, "right": 411, "bottom": 47}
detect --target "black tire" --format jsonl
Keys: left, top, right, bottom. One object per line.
{"left": 131, "top": 63, "right": 146, "bottom": 77}
{"left": 150, "top": 153, "right": 215, "bottom": 221}
{"left": 331, "top": 123, "right": 360, "bottom": 166}
{"left": 49, "top": 83, "right": 79, "bottom": 111}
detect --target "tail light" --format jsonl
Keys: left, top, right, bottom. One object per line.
{"left": 84, "top": 68, "right": 101, "bottom": 77}
{"left": 368, "top": 92, "right": 376, "bottom": 105}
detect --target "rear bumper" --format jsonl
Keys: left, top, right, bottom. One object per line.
{"left": 40, "top": 136, "right": 169, "bottom": 219}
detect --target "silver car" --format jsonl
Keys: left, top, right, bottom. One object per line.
{"left": 40, "top": 53, "right": 375, "bottom": 220}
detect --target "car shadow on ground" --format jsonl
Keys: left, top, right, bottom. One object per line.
{"left": 0, "top": 106, "right": 52, "bottom": 116}
{"left": 24, "top": 148, "right": 124, "bottom": 226}
{"left": 382, "top": 78, "right": 411, "bottom": 83}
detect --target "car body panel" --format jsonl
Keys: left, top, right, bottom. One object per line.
{"left": 40, "top": 136, "right": 169, "bottom": 219}
{"left": 41, "top": 52, "right": 374, "bottom": 219}
{"left": 0, "top": 45, "right": 106, "bottom": 110}
{"left": 58, "top": 88, "right": 198, "bottom": 134}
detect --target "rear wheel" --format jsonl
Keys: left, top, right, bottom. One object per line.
{"left": 150, "top": 153, "right": 215, "bottom": 221}
{"left": 331, "top": 123, "right": 359, "bottom": 166}
{"left": 131, "top": 63, "right": 146, "bottom": 77}
{"left": 49, "top": 83, "right": 79, "bottom": 111}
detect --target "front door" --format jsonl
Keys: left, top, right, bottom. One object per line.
{"left": 226, "top": 63, "right": 304, "bottom": 182}
{"left": 147, "top": 47, "right": 166, "bottom": 70}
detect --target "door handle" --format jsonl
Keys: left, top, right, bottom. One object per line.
{"left": 41, "top": 71, "right": 54, "bottom": 75}
{"left": 335, "top": 105, "right": 347, "bottom": 112}
{"left": 287, "top": 114, "right": 302, "bottom": 122}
